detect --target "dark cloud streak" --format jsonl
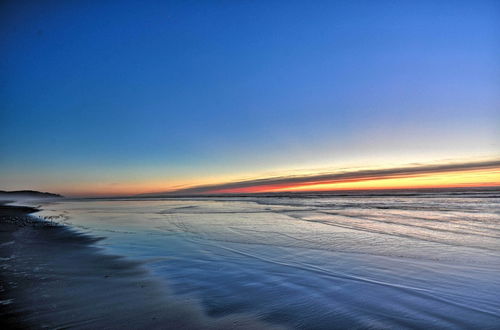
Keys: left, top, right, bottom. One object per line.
{"left": 141, "top": 159, "right": 500, "bottom": 196}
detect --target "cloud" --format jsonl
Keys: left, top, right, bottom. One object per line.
{"left": 142, "top": 159, "right": 500, "bottom": 196}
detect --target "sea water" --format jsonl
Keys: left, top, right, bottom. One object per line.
{"left": 36, "top": 189, "right": 500, "bottom": 329}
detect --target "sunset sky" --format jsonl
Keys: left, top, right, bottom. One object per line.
{"left": 1, "top": 0, "right": 499, "bottom": 197}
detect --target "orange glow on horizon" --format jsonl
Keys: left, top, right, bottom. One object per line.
{"left": 208, "top": 168, "right": 500, "bottom": 194}
{"left": 58, "top": 163, "right": 500, "bottom": 197}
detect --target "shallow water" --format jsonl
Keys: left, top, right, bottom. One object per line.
{"left": 37, "top": 190, "right": 500, "bottom": 329}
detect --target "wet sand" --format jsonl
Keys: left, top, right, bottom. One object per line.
{"left": 0, "top": 202, "right": 282, "bottom": 329}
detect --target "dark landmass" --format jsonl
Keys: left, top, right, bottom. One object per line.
{"left": 0, "top": 190, "right": 62, "bottom": 199}
{"left": 0, "top": 203, "right": 282, "bottom": 329}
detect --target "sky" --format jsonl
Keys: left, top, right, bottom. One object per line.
{"left": 1, "top": 0, "right": 499, "bottom": 196}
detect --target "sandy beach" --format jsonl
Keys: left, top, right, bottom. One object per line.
{"left": 2, "top": 190, "right": 495, "bottom": 329}
{"left": 0, "top": 202, "right": 282, "bottom": 329}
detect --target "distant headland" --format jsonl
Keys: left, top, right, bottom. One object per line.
{"left": 0, "top": 190, "right": 63, "bottom": 199}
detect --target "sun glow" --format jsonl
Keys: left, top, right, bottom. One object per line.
{"left": 209, "top": 168, "right": 500, "bottom": 194}
{"left": 60, "top": 160, "right": 500, "bottom": 196}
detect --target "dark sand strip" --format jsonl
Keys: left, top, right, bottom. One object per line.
{"left": 0, "top": 202, "right": 283, "bottom": 329}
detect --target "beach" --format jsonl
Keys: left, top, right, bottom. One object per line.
{"left": 1, "top": 189, "right": 500, "bottom": 329}
{"left": 0, "top": 202, "right": 282, "bottom": 329}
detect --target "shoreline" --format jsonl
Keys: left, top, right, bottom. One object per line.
{"left": 0, "top": 203, "right": 43, "bottom": 329}
{"left": 0, "top": 202, "right": 282, "bottom": 329}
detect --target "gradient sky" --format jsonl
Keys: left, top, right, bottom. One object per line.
{"left": 1, "top": 0, "right": 499, "bottom": 196}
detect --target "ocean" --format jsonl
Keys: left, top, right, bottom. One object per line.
{"left": 35, "top": 189, "right": 500, "bottom": 328}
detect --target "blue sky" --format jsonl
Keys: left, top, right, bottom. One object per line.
{"left": 1, "top": 0, "right": 498, "bottom": 195}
